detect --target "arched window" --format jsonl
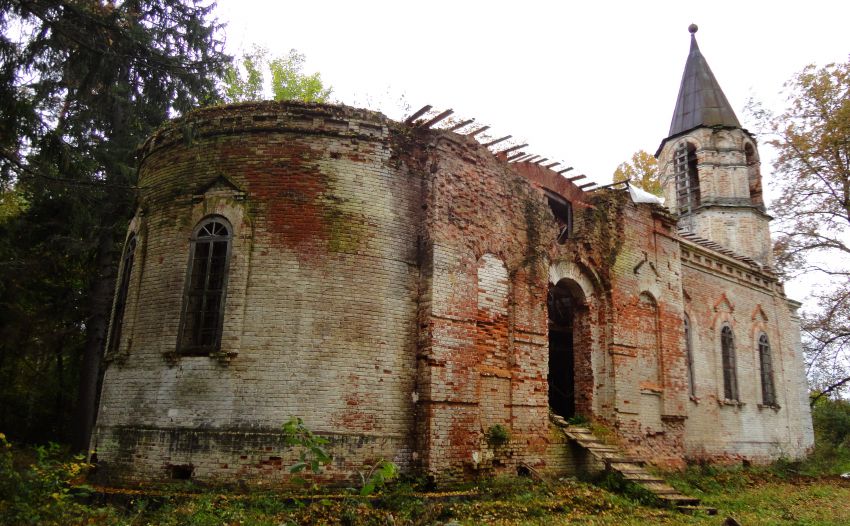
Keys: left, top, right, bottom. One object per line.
{"left": 637, "top": 292, "right": 660, "bottom": 384}
{"left": 721, "top": 325, "right": 738, "bottom": 401}
{"left": 684, "top": 315, "right": 695, "bottom": 397}
{"left": 108, "top": 234, "right": 137, "bottom": 354}
{"left": 759, "top": 333, "right": 776, "bottom": 406}
{"left": 745, "top": 143, "right": 763, "bottom": 208}
{"left": 674, "top": 142, "right": 700, "bottom": 214}
{"left": 179, "top": 217, "right": 232, "bottom": 353}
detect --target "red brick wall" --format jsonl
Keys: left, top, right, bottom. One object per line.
{"left": 94, "top": 102, "right": 423, "bottom": 485}
{"left": 93, "top": 101, "right": 811, "bottom": 487}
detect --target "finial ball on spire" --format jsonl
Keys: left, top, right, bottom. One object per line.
{"left": 688, "top": 23, "right": 698, "bottom": 34}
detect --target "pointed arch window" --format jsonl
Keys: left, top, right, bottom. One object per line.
{"left": 759, "top": 333, "right": 776, "bottom": 406}
{"left": 179, "top": 217, "right": 232, "bottom": 353}
{"left": 721, "top": 325, "right": 738, "bottom": 401}
{"left": 684, "top": 315, "right": 695, "bottom": 397}
{"left": 745, "top": 143, "right": 763, "bottom": 208}
{"left": 674, "top": 142, "right": 700, "bottom": 214}
{"left": 108, "top": 234, "right": 137, "bottom": 355}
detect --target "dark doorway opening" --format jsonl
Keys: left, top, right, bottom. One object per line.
{"left": 548, "top": 281, "right": 578, "bottom": 418}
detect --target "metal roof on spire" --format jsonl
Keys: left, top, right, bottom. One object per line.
{"left": 667, "top": 24, "right": 741, "bottom": 137}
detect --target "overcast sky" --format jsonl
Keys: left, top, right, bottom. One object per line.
{"left": 214, "top": 0, "right": 849, "bottom": 303}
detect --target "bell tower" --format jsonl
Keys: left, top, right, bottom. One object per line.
{"left": 657, "top": 24, "right": 772, "bottom": 265}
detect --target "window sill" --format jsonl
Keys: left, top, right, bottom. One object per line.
{"left": 758, "top": 403, "right": 781, "bottom": 411}
{"left": 165, "top": 349, "right": 237, "bottom": 364}
{"left": 718, "top": 398, "right": 744, "bottom": 408}
{"left": 640, "top": 383, "right": 664, "bottom": 395}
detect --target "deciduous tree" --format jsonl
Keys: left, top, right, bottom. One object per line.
{"left": 223, "top": 47, "right": 332, "bottom": 103}
{"left": 222, "top": 44, "right": 266, "bottom": 103}
{"left": 765, "top": 59, "right": 850, "bottom": 403}
{"left": 612, "top": 150, "right": 662, "bottom": 196}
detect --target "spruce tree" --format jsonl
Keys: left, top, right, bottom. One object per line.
{"left": 0, "top": 0, "right": 229, "bottom": 450}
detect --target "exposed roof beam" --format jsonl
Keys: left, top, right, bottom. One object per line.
{"left": 483, "top": 135, "right": 512, "bottom": 147}
{"left": 404, "top": 105, "right": 432, "bottom": 124}
{"left": 447, "top": 118, "right": 474, "bottom": 131}
{"left": 467, "top": 126, "right": 490, "bottom": 137}
{"left": 421, "top": 109, "right": 454, "bottom": 128}
{"left": 500, "top": 143, "right": 528, "bottom": 155}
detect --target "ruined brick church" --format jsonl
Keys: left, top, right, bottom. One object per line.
{"left": 92, "top": 27, "right": 814, "bottom": 484}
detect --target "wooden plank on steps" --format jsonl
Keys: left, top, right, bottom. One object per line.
{"left": 606, "top": 457, "right": 646, "bottom": 464}
{"left": 639, "top": 484, "right": 677, "bottom": 493}
{"left": 588, "top": 447, "right": 619, "bottom": 453}
{"left": 598, "top": 452, "right": 625, "bottom": 459}
{"left": 575, "top": 441, "right": 606, "bottom": 447}
{"left": 604, "top": 466, "right": 640, "bottom": 473}
{"left": 677, "top": 505, "right": 718, "bottom": 516}
{"left": 623, "top": 475, "right": 665, "bottom": 483}
{"left": 665, "top": 498, "right": 703, "bottom": 506}
{"left": 564, "top": 427, "right": 591, "bottom": 433}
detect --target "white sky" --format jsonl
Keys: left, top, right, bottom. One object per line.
{"left": 214, "top": 0, "right": 850, "bottom": 305}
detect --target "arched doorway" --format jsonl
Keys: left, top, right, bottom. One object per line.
{"left": 547, "top": 279, "right": 585, "bottom": 418}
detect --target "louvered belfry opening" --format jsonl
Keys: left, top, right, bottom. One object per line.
{"left": 674, "top": 142, "right": 700, "bottom": 219}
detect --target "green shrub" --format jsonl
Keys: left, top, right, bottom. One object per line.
{"left": 566, "top": 414, "right": 590, "bottom": 426}
{"left": 357, "top": 460, "right": 399, "bottom": 496}
{"left": 812, "top": 398, "right": 850, "bottom": 449}
{"left": 281, "top": 417, "right": 332, "bottom": 476}
{"left": 801, "top": 398, "right": 850, "bottom": 475}
{"left": 0, "top": 433, "right": 110, "bottom": 526}
{"left": 485, "top": 424, "right": 511, "bottom": 447}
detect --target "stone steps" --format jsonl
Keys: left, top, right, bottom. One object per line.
{"left": 553, "top": 417, "right": 717, "bottom": 515}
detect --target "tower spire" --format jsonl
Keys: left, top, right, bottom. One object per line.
{"left": 656, "top": 25, "right": 772, "bottom": 264}
{"left": 667, "top": 24, "right": 740, "bottom": 138}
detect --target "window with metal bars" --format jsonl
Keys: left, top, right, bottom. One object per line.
{"left": 684, "top": 315, "right": 695, "bottom": 397}
{"left": 108, "top": 234, "right": 137, "bottom": 355}
{"left": 674, "top": 142, "right": 700, "bottom": 214}
{"left": 721, "top": 325, "right": 738, "bottom": 401}
{"left": 759, "top": 333, "right": 776, "bottom": 406}
{"left": 178, "top": 217, "right": 232, "bottom": 353}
